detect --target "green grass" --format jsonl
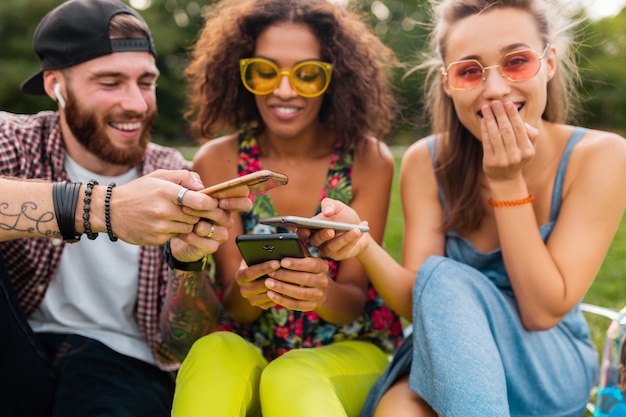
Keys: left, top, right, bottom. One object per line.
{"left": 382, "top": 149, "right": 405, "bottom": 267}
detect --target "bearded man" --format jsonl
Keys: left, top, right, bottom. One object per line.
{"left": 0, "top": 0, "right": 251, "bottom": 415}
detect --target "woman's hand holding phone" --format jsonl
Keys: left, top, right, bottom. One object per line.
{"left": 234, "top": 233, "right": 303, "bottom": 309}
{"left": 234, "top": 233, "right": 331, "bottom": 311}
{"left": 264, "top": 254, "right": 330, "bottom": 312}
{"left": 302, "top": 198, "right": 371, "bottom": 262}
{"left": 234, "top": 257, "right": 282, "bottom": 310}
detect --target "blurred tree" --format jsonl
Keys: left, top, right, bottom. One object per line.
{"left": 357, "top": 0, "right": 432, "bottom": 144}
{"left": 577, "top": 8, "right": 626, "bottom": 135}
{"left": 0, "top": 0, "right": 61, "bottom": 115}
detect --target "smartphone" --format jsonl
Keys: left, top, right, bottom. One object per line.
{"left": 235, "top": 233, "right": 308, "bottom": 266}
{"left": 200, "top": 170, "right": 288, "bottom": 199}
{"left": 259, "top": 215, "right": 369, "bottom": 232}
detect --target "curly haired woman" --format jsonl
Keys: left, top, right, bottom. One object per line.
{"left": 171, "top": 0, "right": 404, "bottom": 416}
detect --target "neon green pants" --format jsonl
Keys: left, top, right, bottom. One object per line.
{"left": 172, "top": 331, "right": 389, "bottom": 417}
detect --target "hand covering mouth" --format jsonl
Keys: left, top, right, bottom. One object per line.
{"left": 477, "top": 102, "right": 524, "bottom": 118}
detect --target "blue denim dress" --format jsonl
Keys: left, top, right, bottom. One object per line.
{"left": 361, "top": 127, "right": 599, "bottom": 417}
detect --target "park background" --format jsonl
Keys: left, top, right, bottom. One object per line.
{"left": 1, "top": 0, "right": 625, "bottom": 342}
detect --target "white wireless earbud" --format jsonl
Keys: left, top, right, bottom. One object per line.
{"left": 53, "top": 83, "right": 66, "bottom": 109}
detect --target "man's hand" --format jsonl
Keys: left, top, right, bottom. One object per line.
{"left": 88, "top": 169, "right": 252, "bottom": 247}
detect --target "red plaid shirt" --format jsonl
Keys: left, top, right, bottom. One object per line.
{"left": 0, "top": 111, "right": 191, "bottom": 370}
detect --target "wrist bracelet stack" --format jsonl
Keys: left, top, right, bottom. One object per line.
{"left": 82, "top": 179, "right": 99, "bottom": 240}
{"left": 52, "top": 180, "right": 123, "bottom": 243}
{"left": 52, "top": 181, "right": 82, "bottom": 243}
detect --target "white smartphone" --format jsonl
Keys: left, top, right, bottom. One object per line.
{"left": 259, "top": 215, "right": 369, "bottom": 233}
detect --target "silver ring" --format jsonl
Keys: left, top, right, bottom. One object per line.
{"left": 207, "top": 224, "right": 215, "bottom": 238}
{"left": 176, "top": 187, "right": 189, "bottom": 206}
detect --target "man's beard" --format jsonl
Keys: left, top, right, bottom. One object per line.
{"left": 64, "top": 88, "right": 157, "bottom": 166}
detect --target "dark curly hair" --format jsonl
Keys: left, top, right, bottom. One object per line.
{"left": 184, "top": 0, "right": 400, "bottom": 151}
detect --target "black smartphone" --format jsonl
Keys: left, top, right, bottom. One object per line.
{"left": 235, "top": 233, "right": 308, "bottom": 266}
{"left": 200, "top": 170, "right": 288, "bottom": 199}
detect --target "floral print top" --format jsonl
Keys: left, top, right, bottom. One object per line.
{"left": 216, "top": 128, "right": 403, "bottom": 360}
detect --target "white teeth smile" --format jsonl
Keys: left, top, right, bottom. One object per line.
{"left": 111, "top": 122, "right": 141, "bottom": 131}
{"left": 274, "top": 106, "right": 298, "bottom": 115}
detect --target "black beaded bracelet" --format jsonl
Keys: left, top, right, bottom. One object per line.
{"left": 82, "top": 180, "right": 99, "bottom": 240}
{"left": 52, "top": 181, "right": 82, "bottom": 243}
{"left": 105, "top": 182, "right": 118, "bottom": 242}
{"left": 164, "top": 241, "right": 208, "bottom": 271}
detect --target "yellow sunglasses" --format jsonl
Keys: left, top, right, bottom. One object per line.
{"left": 240, "top": 58, "right": 332, "bottom": 98}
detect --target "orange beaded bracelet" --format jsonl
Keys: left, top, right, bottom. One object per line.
{"left": 488, "top": 195, "right": 535, "bottom": 207}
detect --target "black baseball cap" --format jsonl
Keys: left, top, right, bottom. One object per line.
{"left": 21, "top": 0, "right": 156, "bottom": 95}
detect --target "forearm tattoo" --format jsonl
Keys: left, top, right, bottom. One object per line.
{"left": 0, "top": 201, "right": 59, "bottom": 237}
{"left": 160, "top": 269, "right": 219, "bottom": 361}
